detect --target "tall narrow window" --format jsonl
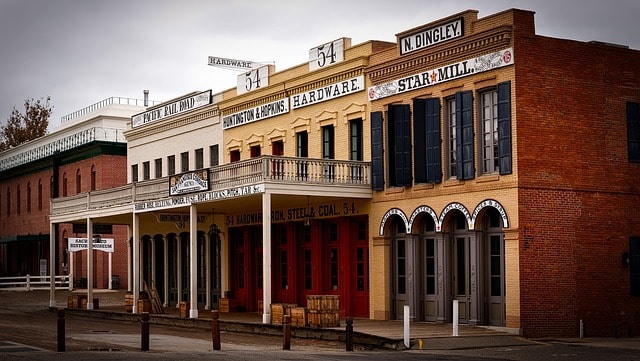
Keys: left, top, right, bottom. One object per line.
{"left": 280, "top": 250, "right": 288, "bottom": 290}
{"left": 181, "top": 152, "right": 189, "bottom": 172}
{"left": 168, "top": 155, "right": 176, "bottom": 176}
{"left": 6, "top": 188, "right": 10, "bottom": 216}
{"left": 447, "top": 97, "right": 458, "bottom": 179}
{"left": 630, "top": 237, "right": 640, "bottom": 296}
{"left": 155, "top": 158, "right": 162, "bottom": 178}
{"left": 62, "top": 173, "right": 68, "bottom": 197}
{"left": 356, "top": 247, "right": 366, "bottom": 291}
{"left": 26, "top": 182, "right": 31, "bottom": 213}
{"left": 230, "top": 149, "right": 240, "bottom": 162}
{"left": 330, "top": 248, "right": 338, "bottom": 290}
{"left": 131, "top": 165, "right": 138, "bottom": 183}
{"left": 90, "top": 165, "right": 96, "bottom": 190}
{"left": 195, "top": 148, "right": 204, "bottom": 169}
{"left": 209, "top": 145, "right": 219, "bottom": 167}
{"left": 414, "top": 98, "right": 442, "bottom": 184}
{"left": 16, "top": 185, "right": 21, "bottom": 214}
{"left": 250, "top": 145, "right": 261, "bottom": 158}
{"left": 322, "top": 125, "right": 335, "bottom": 179}
{"left": 371, "top": 111, "right": 384, "bottom": 190}
{"left": 296, "top": 131, "right": 308, "bottom": 179}
{"left": 426, "top": 239, "right": 435, "bottom": 294}
{"left": 142, "top": 161, "right": 150, "bottom": 180}
{"left": 37, "top": 179, "right": 43, "bottom": 211}
{"left": 480, "top": 89, "right": 499, "bottom": 174}
{"left": 455, "top": 91, "right": 475, "bottom": 180}
{"left": 75, "top": 169, "right": 81, "bottom": 193}
{"left": 304, "top": 249, "right": 312, "bottom": 290}
{"left": 350, "top": 119, "right": 363, "bottom": 181}
{"left": 627, "top": 102, "right": 640, "bottom": 163}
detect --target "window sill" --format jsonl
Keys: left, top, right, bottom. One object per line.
{"left": 413, "top": 183, "right": 435, "bottom": 191}
{"left": 442, "top": 179, "right": 465, "bottom": 188}
{"left": 384, "top": 187, "right": 405, "bottom": 195}
{"left": 476, "top": 174, "right": 500, "bottom": 183}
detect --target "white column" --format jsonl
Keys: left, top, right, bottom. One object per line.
{"left": 262, "top": 191, "right": 272, "bottom": 324}
{"left": 177, "top": 235, "right": 182, "bottom": 307}
{"left": 132, "top": 213, "right": 140, "bottom": 314}
{"left": 49, "top": 222, "right": 56, "bottom": 308}
{"left": 163, "top": 236, "right": 169, "bottom": 307}
{"left": 69, "top": 251, "right": 74, "bottom": 291}
{"left": 108, "top": 252, "right": 113, "bottom": 290}
{"left": 86, "top": 218, "right": 94, "bottom": 309}
{"left": 189, "top": 204, "right": 198, "bottom": 318}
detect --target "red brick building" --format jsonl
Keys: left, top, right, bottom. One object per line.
{"left": 366, "top": 9, "right": 640, "bottom": 337}
{"left": 0, "top": 98, "right": 153, "bottom": 289}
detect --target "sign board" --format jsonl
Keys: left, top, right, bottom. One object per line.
{"left": 131, "top": 90, "right": 212, "bottom": 128}
{"left": 309, "top": 38, "right": 348, "bottom": 71}
{"left": 400, "top": 18, "right": 463, "bottom": 55}
{"left": 68, "top": 237, "right": 114, "bottom": 253}
{"left": 169, "top": 169, "right": 210, "bottom": 196}
{"left": 237, "top": 65, "right": 270, "bottom": 95}
{"left": 208, "top": 56, "right": 258, "bottom": 71}
{"left": 222, "top": 98, "right": 289, "bottom": 129}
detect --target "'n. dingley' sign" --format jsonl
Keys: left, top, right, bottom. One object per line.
{"left": 131, "top": 90, "right": 212, "bottom": 128}
{"left": 400, "top": 18, "right": 463, "bottom": 55}
{"left": 169, "top": 169, "right": 210, "bottom": 196}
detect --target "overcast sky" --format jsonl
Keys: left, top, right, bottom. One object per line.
{"left": 1, "top": 0, "right": 638, "bottom": 131}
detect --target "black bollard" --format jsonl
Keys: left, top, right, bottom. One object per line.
{"left": 283, "top": 315, "right": 291, "bottom": 350}
{"left": 56, "top": 308, "right": 65, "bottom": 352}
{"left": 345, "top": 317, "right": 353, "bottom": 351}
{"left": 211, "top": 310, "right": 221, "bottom": 351}
{"left": 141, "top": 312, "right": 150, "bottom": 351}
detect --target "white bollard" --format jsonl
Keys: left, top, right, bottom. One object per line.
{"left": 404, "top": 305, "right": 410, "bottom": 348}
{"left": 452, "top": 300, "right": 459, "bottom": 337}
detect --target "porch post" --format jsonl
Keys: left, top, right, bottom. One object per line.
{"left": 132, "top": 213, "right": 140, "bottom": 313}
{"left": 177, "top": 234, "right": 182, "bottom": 307}
{"left": 435, "top": 233, "right": 448, "bottom": 324}
{"left": 205, "top": 226, "right": 211, "bottom": 310}
{"left": 49, "top": 222, "right": 56, "bottom": 307}
{"left": 108, "top": 252, "right": 113, "bottom": 290}
{"left": 262, "top": 190, "right": 272, "bottom": 324}
{"left": 127, "top": 226, "right": 132, "bottom": 292}
{"left": 163, "top": 236, "right": 169, "bottom": 307}
{"left": 189, "top": 204, "right": 198, "bottom": 318}
{"left": 86, "top": 217, "right": 94, "bottom": 309}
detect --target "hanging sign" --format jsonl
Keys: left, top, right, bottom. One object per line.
{"left": 68, "top": 237, "right": 114, "bottom": 253}
{"left": 208, "top": 56, "right": 258, "bottom": 71}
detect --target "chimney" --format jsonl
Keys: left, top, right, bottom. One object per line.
{"left": 143, "top": 90, "right": 149, "bottom": 106}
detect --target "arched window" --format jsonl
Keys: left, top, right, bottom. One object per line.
{"left": 76, "top": 169, "right": 81, "bottom": 194}
{"left": 38, "top": 179, "right": 43, "bottom": 211}
{"left": 16, "top": 185, "right": 21, "bottom": 214}
{"left": 62, "top": 172, "right": 68, "bottom": 197}
{"left": 26, "top": 182, "right": 31, "bottom": 213}
{"left": 91, "top": 165, "right": 96, "bottom": 191}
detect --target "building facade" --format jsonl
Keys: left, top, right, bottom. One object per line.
{"left": 0, "top": 97, "right": 155, "bottom": 289}
{"left": 366, "top": 9, "right": 640, "bottom": 337}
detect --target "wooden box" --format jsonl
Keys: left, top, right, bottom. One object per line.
{"left": 138, "top": 299, "right": 152, "bottom": 313}
{"left": 124, "top": 292, "right": 133, "bottom": 313}
{"left": 219, "top": 298, "right": 240, "bottom": 313}
{"left": 81, "top": 298, "right": 99, "bottom": 310}
{"left": 179, "top": 301, "right": 189, "bottom": 318}
{"left": 270, "top": 303, "right": 296, "bottom": 325}
{"left": 290, "top": 307, "right": 308, "bottom": 327}
{"left": 67, "top": 294, "right": 87, "bottom": 309}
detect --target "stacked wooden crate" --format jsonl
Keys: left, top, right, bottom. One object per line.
{"left": 307, "top": 295, "right": 340, "bottom": 328}
{"left": 270, "top": 303, "right": 297, "bottom": 325}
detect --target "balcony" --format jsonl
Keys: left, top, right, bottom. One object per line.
{"left": 51, "top": 156, "right": 371, "bottom": 221}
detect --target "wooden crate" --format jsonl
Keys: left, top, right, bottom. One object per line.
{"left": 81, "top": 298, "right": 99, "bottom": 310}
{"left": 179, "top": 301, "right": 189, "bottom": 318}
{"left": 67, "top": 294, "right": 87, "bottom": 309}
{"left": 124, "top": 293, "right": 133, "bottom": 313}
{"left": 219, "top": 298, "right": 240, "bottom": 313}
{"left": 290, "top": 307, "right": 308, "bottom": 327}
{"left": 306, "top": 295, "right": 339, "bottom": 311}
{"left": 307, "top": 310, "right": 340, "bottom": 328}
{"left": 138, "top": 299, "right": 152, "bottom": 313}
{"left": 270, "top": 303, "right": 296, "bottom": 325}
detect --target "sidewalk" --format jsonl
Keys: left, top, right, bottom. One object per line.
{"left": 5, "top": 289, "right": 640, "bottom": 351}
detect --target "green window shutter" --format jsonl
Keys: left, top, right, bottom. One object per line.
{"left": 497, "top": 81, "right": 513, "bottom": 174}
{"left": 371, "top": 111, "right": 384, "bottom": 190}
{"left": 627, "top": 102, "right": 640, "bottom": 163}
{"left": 456, "top": 91, "right": 475, "bottom": 180}
{"left": 413, "top": 99, "right": 427, "bottom": 184}
{"left": 425, "top": 98, "right": 442, "bottom": 183}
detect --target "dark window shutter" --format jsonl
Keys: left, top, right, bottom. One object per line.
{"left": 413, "top": 99, "right": 427, "bottom": 184}
{"left": 425, "top": 98, "right": 442, "bottom": 183}
{"left": 497, "top": 81, "right": 513, "bottom": 174}
{"left": 371, "top": 111, "right": 384, "bottom": 190}
{"left": 627, "top": 102, "right": 640, "bottom": 163}
{"left": 456, "top": 91, "right": 475, "bottom": 180}
{"left": 392, "top": 104, "right": 412, "bottom": 187}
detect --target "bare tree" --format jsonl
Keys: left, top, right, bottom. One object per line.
{"left": 0, "top": 97, "right": 52, "bottom": 151}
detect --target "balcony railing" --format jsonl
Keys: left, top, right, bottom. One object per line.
{"left": 60, "top": 96, "right": 161, "bottom": 124}
{"left": 51, "top": 156, "right": 371, "bottom": 218}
